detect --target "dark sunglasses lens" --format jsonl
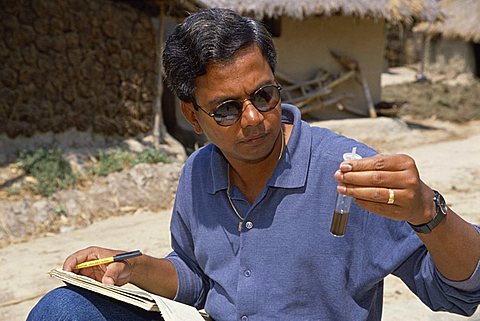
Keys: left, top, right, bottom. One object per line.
{"left": 252, "top": 86, "right": 280, "bottom": 111}
{"left": 214, "top": 101, "right": 243, "bottom": 126}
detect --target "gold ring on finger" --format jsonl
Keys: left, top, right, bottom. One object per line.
{"left": 387, "top": 188, "right": 395, "bottom": 205}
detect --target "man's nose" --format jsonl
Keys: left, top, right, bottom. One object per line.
{"left": 240, "top": 100, "right": 263, "bottom": 127}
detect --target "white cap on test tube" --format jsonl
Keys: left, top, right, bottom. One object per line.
{"left": 343, "top": 147, "right": 363, "bottom": 161}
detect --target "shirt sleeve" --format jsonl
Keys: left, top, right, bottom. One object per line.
{"left": 164, "top": 170, "right": 210, "bottom": 308}
{"left": 438, "top": 260, "right": 480, "bottom": 292}
{"left": 392, "top": 224, "right": 480, "bottom": 316}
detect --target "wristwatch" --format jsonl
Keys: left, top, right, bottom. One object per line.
{"left": 408, "top": 190, "right": 448, "bottom": 234}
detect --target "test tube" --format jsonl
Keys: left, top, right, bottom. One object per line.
{"left": 330, "top": 147, "right": 362, "bottom": 237}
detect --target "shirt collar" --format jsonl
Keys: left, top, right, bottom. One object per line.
{"left": 208, "top": 104, "right": 311, "bottom": 194}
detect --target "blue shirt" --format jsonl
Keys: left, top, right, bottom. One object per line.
{"left": 166, "top": 104, "right": 480, "bottom": 321}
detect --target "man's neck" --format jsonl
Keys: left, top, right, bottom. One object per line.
{"left": 228, "top": 124, "right": 292, "bottom": 204}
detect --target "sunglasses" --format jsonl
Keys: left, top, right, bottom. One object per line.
{"left": 193, "top": 84, "right": 282, "bottom": 126}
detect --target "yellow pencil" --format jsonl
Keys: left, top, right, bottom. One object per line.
{"left": 74, "top": 250, "right": 142, "bottom": 269}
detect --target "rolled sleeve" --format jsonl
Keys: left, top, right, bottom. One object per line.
{"left": 438, "top": 260, "right": 480, "bottom": 292}
{"left": 166, "top": 251, "right": 207, "bottom": 307}
{"left": 395, "top": 246, "right": 480, "bottom": 316}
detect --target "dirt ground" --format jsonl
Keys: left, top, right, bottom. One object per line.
{"left": 382, "top": 75, "right": 480, "bottom": 123}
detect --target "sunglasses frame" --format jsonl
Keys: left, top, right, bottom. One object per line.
{"left": 192, "top": 83, "right": 282, "bottom": 126}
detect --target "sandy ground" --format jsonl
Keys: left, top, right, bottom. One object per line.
{"left": 1, "top": 121, "right": 480, "bottom": 320}
{"left": 381, "top": 66, "right": 418, "bottom": 87}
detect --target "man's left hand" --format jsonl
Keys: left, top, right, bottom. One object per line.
{"left": 335, "top": 153, "right": 435, "bottom": 224}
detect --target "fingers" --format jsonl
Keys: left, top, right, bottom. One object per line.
{"left": 63, "top": 247, "right": 100, "bottom": 272}
{"left": 336, "top": 154, "right": 420, "bottom": 195}
{"left": 102, "top": 261, "right": 132, "bottom": 286}
{"left": 341, "top": 153, "right": 416, "bottom": 173}
{"left": 102, "top": 263, "right": 120, "bottom": 285}
{"left": 355, "top": 198, "right": 404, "bottom": 220}
{"left": 336, "top": 170, "right": 408, "bottom": 189}
{"left": 337, "top": 186, "right": 411, "bottom": 207}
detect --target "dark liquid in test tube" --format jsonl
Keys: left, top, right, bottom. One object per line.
{"left": 330, "top": 210, "right": 350, "bottom": 236}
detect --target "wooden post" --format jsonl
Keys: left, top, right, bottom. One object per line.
{"left": 419, "top": 34, "right": 426, "bottom": 77}
{"left": 358, "top": 71, "right": 377, "bottom": 118}
{"left": 152, "top": 2, "right": 167, "bottom": 147}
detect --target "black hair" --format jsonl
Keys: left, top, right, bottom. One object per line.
{"left": 163, "top": 8, "right": 277, "bottom": 103}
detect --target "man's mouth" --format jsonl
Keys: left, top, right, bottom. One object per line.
{"left": 243, "top": 133, "right": 266, "bottom": 144}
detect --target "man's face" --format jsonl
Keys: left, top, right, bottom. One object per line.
{"left": 182, "top": 45, "right": 282, "bottom": 165}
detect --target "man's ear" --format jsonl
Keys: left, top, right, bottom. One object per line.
{"left": 181, "top": 101, "right": 203, "bottom": 134}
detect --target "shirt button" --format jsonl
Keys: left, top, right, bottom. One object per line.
{"left": 245, "top": 221, "right": 253, "bottom": 229}
{"left": 241, "top": 316, "right": 248, "bottom": 321}
{"left": 244, "top": 269, "right": 251, "bottom": 277}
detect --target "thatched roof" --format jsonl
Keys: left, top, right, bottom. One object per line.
{"left": 414, "top": 0, "right": 480, "bottom": 43}
{"left": 145, "top": 0, "right": 203, "bottom": 17}
{"left": 194, "top": 0, "right": 441, "bottom": 23}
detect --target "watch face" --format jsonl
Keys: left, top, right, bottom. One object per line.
{"left": 435, "top": 191, "right": 448, "bottom": 215}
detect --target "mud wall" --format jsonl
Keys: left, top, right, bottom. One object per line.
{"left": 0, "top": 0, "right": 157, "bottom": 138}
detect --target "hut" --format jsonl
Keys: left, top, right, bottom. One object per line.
{"left": 414, "top": 0, "right": 480, "bottom": 78}
{"left": 192, "top": 0, "right": 441, "bottom": 119}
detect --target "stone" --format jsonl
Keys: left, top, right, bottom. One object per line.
{"left": 35, "top": 35, "right": 52, "bottom": 53}
{"left": 3, "top": 15, "right": 19, "bottom": 30}
{"left": 31, "top": 199, "right": 53, "bottom": 224}
{"left": 21, "top": 45, "right": 37, "bottom": 65}
{"left": 33, "top": 17, "right": 50, "bottom": 35}
{"left": 52, "top": 35, "right": 67, "bottom": 53}
{"left": 0, "top": 87, "right": 17, "bottom": 107}
{"left": 49, "top": 17, "right": 64, "bottom": 35}
{"left": 18, "top": 68, "right": 32, "bottom": 83}
{"left": 21, "top": 83, "right": 37, "bottom": 98}
{"left": 0, "top": 68, "right": 18, "bottom": 89}
{"left": 101, "top": 20, "right": 117, "bottom": 38}
{"left": 0, "top": 40, "right": 8, "bottom": 60}
{"left": 105, "top": 39, "right": 121, "bottom": 55}
{"left": 67, "top": 48, "right": 83, "bottom": 65}
{"left": 64, "top": 32, "right": 79, "bottom": 48}
{"left": 120, "top": 49, "right": 132, "bottom": 67}
{"left": 3, "top": 30, "right": 16, "bottom": 50}
{"left": 77, "top": 82, "right": 94, "bottom": 98}
{"left": 32, "top": 0, "right": 51, "bottom": 17}
{"left": 109, "top": 54, "right": 121, "bottom": 69}
{"left": 53, "top": 53, "right": 68, "bottom": 71}
{"left": 62, "top": 85, "right": 77, "bottom": 103}
{"left": 37, "top": 53, "right": 54, "bottom": 72}
{"left": 18, "top": 8, "right": 37, "bottom": 24}
{"left": 44, "top": 81, "right": 59, "bottom": 101}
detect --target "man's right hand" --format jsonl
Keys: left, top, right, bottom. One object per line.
{"left": 62, "top": 246, "right": 179, "bottom": 298}
{"left": 63, "top": 246, "right": 134, "bottom": 286}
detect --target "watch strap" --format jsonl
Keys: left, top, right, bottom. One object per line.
{"left": 408, "top": 190, "right": 447, "bottom": 234}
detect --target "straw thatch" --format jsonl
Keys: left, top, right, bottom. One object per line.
{"left": 194, "top": 0, "right": 441, "bottom": 23}
{"left": 414, "top": 0, "right": 480, "bottom": 43}
{"left": 143, "top": 0, "right": 200, "bottom": 16}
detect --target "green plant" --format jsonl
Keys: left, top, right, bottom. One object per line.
{"left": 135, "top": 148, "right": 170, "bottom": 165}
{"left": 91, "top": 149, "right": 135, "bottom": 177}
{"left": 5, "top": 186, "right": 21, "bottom": 196}
{"left": 17, "top": 148, "right": 77, "bottom": 196}
{"left": 90, "top": 148, "right": 170, "bottom": 177}
{"left": 54, "top": 206, "right": 67, "bottom": 216}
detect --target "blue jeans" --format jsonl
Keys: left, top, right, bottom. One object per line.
{"left": 27, "top": 286, "right": 164, "bottom": 321}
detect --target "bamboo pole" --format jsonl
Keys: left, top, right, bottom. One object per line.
{"left": 358, "top": 71, "right": 377, "bottom": 118}
{"left": 152, "top": 2, "right": 167, "bottom": 147}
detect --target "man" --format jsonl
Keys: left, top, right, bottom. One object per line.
{"left": 29, "top": 8, "right": 479, "bottom": 321}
